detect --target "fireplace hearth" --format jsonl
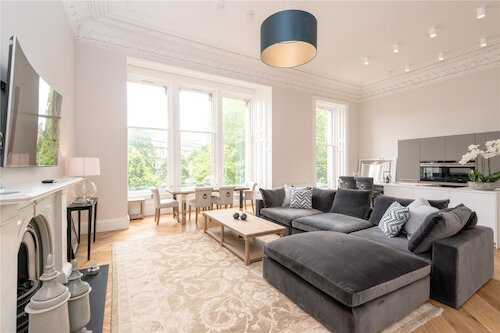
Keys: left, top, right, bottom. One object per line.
{"left": 16, "top": 220, "right": 44, "bottom": 332}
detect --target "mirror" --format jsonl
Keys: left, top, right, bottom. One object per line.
{"left": 358, "top": 158, "right": 396, "bottom": 184}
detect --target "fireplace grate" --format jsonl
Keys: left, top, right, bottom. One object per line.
{"left": 16, "top": 277, "right": 40, "bottom": 332}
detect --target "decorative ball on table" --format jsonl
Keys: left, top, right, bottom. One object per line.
{"left": 240, "top": 213, "right": 247, "bottom": 220}
{"left": 233, "top": 212, "right": 240, "bottom": 219}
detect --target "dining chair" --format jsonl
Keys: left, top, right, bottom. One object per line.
{"left": 244, "top": 182, "right": 258, "bottom": 212}
{"left": 188, "top": 187, "right": 213, "bottom": 224}
{"left": 150, "top": 188, "right": 179, "bottom": 225}
{"left": 211, "top": 186, "right": 235, "bottom": 209}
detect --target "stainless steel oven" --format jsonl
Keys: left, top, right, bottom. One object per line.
{"left": 420, "top": 161, "right": 475, "bottom": 186}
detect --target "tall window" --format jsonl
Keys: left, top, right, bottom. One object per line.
{"left": 127, "top": 82, "right": 168, "bottom": 191}
{"left": 179, "top": 89, "right": 215, "bottom": 186}
{"left": 315, "top": 100, "right": 346, "bottom": 188}
{"left": 222, "top": 97, "right": 250, "bottom": 185}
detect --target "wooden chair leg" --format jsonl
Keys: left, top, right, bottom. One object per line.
{"left": 155, "top": 208, "right": 159, "bottom": 225}
{"left": 195, "top": 208, "right": 199, "bottom": 225}
{"left": 251, "top": 200, "right": 255, "bottom": 213}
{"left": 189, "top": 205, "right": 192, "bottom": 221}
{"left": 244, "top": 200, "right": 247, "bottom": 211}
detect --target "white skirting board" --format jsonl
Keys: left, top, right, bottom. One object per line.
{"left": 78, "top": 216, "right": 130, "bottom": 234}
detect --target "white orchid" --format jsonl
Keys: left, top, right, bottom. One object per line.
{"left": 459, "top": 138, "right": 500, "bottom": 183}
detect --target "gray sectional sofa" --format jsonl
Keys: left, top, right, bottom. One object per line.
{"left": 257, "top": 187, "right": 494, "bottom": 333}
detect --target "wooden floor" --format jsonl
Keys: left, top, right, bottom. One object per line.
{"left": 76, "top": 213, "right": 500, "bottom": 333}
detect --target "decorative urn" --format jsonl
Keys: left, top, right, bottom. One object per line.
{"left": 66, "top": 260, "right": 93, "bottom": 333}
{"left": 25, "top": 254, "right": 71, "bottom": 333}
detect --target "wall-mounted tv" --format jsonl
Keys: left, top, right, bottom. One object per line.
{"left": 1, "top": 36, "right": 63, "bottom": 167}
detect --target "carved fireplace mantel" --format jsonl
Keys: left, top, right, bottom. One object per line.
{"left": 0, "top": 177, "right": 81, "bottom": 333}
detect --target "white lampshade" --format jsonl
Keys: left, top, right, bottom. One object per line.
{"left": 66, "top": 157, "right": 100, "bottom": 177}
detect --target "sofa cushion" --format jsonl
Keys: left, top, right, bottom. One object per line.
{"left": 290, "top": 187, "right": 313, "bottom": 209}
{"left": 330, "top": 188, "right": 372, "bottom": 219}
{"left": 369, "top": 195, "right": 450, "bottom": 225}
{"left": 292, "top": 213, "right": 373, "bottom": 233}
{"left": 282, "top": 184, "right": 293, "bottom": 207}
{"left": 403, "top": 199, "right": 439, "bottom": 238}
{"left": 409, "top": 204, "right": 472, "bottom": 254}
{"left": 259, "top": 187, "right": 285, "bottom": 208}
{"left": 264, "top": 232, "right": 430, "bottom": 307}
{"left": 378, "top": 201, "right": 410, "bottom": 237}
{"left": 351, "top": 226, "right": 413, "bottom": 255}
{"left": 260, "top": 207, "right": 322, "bottom": 227}
{"left": 312, "top": 188, "right": 336, "bottom": 213}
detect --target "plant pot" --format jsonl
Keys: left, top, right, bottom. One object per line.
{"left": 467, "top": 181, "right": 499, "bottom": 191}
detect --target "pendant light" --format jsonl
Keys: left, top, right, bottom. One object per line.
{"left": 260, "top": 9, "right": 317, "bottom": 68}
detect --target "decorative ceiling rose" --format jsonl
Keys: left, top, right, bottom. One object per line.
{"left": 260, "top": 9, "right": 317, "bottom": 68}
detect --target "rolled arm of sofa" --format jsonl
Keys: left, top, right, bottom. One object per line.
{"left": 430, "top": 226, "right": 494, "bottom": 308}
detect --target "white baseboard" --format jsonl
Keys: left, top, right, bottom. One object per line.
{"left": 79, "top": 216, "right": 129, "bottom": 234}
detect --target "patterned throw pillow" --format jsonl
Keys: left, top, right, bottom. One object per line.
{"left": 290, "top": 187, "right": 313, "bottom": 209}
{"left": 378, "top": 201, "right": 410, "bottom": 237}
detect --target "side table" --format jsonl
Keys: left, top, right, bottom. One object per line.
{"left": 67, "top": 197, "right": 98, "bottom": 260}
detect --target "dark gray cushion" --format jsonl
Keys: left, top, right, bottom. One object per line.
{"left": 330, "top": 188, "right": 371, "bottom": 219}
{"left": 440, "top": 207, "right": 478, "bottom": 230}
{"left": 259, "top": 187, "right": 285, "bottom": 208}
{"left": 260, "top": 207, "right": 322, "bottom": 226}
{"left": 312, "top": 188, "right": 336, "bottom": 213}
{"left": 292, "top": 213, "right": 373, "bottom": 233}
{"left": 351, "top": 227, "right": 415, "bottom": 257}
{"left": 408, "top": 204, "right": 472, "bottom": 254}
{"left": 264, "top": 232, "right": 430, "bottom": 307}
{"left": 369, "top": 195, "right": 450, "bottom": 225}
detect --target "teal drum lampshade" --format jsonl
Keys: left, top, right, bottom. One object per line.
{"left": 260, "top": 9, "right": 317, "bottom": 68}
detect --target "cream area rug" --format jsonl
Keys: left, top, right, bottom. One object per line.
{"left": 112, "top": 232, "right": 442, "bottom": 333}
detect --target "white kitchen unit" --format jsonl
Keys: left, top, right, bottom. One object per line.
{"left": 384, "top": 183, "right": 500, "bottom": 249}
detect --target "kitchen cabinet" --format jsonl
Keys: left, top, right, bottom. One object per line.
{"left": 445, "top": 134, "right": 474, "bottom": 161}
{"left": 420, "top": 136, "right": 445, "bottom": 161}
{"left": 397, "top": 139, "right": 420, "bottom": 182}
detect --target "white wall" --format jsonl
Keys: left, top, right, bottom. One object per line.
{"left": 357, "top": 68, "right": 500, "bottom": 159}
{"left": 0, "top": 1, "right": 76, "bottom": 186}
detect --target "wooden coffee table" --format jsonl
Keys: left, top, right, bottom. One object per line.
{"left": 203, "top": 209, "right": 286, "bottom": 265}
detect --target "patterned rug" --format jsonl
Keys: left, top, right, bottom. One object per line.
{"left": 112, "top": 231, "right": 442, "bottom": 333}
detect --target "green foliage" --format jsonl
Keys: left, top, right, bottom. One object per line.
{"left": 36, "top": 90, "right": 59, "bottom": 166}
{"left": 468, "top": 169, "right": 500, "bottom": 183}
{"left": 223, "top": 98, "right": 246, "bottom": 185}
{"left": 315, "top": 109, "right": 328, "bottom": 186}
{"left": 128, "top": 129, "right": 166, "bottom": 190}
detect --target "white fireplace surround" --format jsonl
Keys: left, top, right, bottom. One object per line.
{"left": 0, "top": 178, "right": 80, "bottom": 333}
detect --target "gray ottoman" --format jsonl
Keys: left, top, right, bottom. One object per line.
{"left": 263, "top": 232, "right": 431, "bottom": 333}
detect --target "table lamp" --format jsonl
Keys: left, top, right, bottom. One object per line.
{"left": 66, "top": 157, "right": 100, "bottom": 203}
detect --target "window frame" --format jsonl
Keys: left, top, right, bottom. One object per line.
{"left": 313, "top": 97, "right": 348, "bottom": 189}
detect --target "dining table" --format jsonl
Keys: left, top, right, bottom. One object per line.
{"left": 166, "top": 186, "right": 249, "bottom": 224}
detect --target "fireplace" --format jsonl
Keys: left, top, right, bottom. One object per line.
{"left": 16, "top": 219, "right": 45, "bottom": 332}
{"left": 0, "top": 178, "right": 79, "bottom": 333}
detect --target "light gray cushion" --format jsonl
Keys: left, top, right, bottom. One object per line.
{"left": 292, "top": 213, "right": 373, "bottom": 233}
{"left": 403, "top": 199, "right": 438, "bottom": 238}
{"left": 260, "top": 207, "right": 322, "bottom": 227}
{"left": 290, "top": 187, "right": 313, "bottom": 209}
{"left": 378, "top": 201, "right": 410, "bottom": 237}
{"left": 282, "top": 184, "right": 293, "bottom": 207}
{"left": 409, "top": 204, "right": 472, "bottom": 254}
{"left": 264, "top": 232, "right": 430, "bottom": 307}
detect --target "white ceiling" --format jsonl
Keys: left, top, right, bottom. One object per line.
{"left": 70, "top": 1, "right": 500, "bottom": 87}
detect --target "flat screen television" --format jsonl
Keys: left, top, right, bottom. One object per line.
{"left": 1, "top": 36, "right": 63, "bottom": 167}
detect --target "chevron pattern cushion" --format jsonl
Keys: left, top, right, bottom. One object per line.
{"left": 290, "top": 187, "right": 313, "bottom": 209}
{"left": 378, "top": 201, "right": 410, "bottom": 237}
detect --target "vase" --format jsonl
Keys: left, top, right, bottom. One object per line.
{"left": 467, "top": 181, "right": 499, "bottom": 191}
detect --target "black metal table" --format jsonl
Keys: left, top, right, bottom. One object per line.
{"left": 67, "top": 197, "right": 98, "bottom": 260}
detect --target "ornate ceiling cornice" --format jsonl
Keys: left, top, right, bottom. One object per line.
{"left": 64, "top": 1, "right": 500, "bottom": 102}
{"left": 361, "top": 44, "right": 500, "bottom": 100}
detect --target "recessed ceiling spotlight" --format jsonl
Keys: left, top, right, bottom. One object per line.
{"left": 216, "top": 0, "right": 226, "bottom": 8}
{"left": 393, "top": 44, "right": 399, "bottom": 53}
{"left": 247, "top": 10, "right": 255, "bottom": 18}
{"left": 477, "top": 6, "right": 486, "bottom": 19}
{"left": 405, "top": 64, "right": 411, "bottom": 72}
{"left": 429, "top": 27, "right": 437, "bottom": 38}
{"left": 438, "top": 52, "right": 444, "bottom": 61}
{"left": 480, "top": 37, "right": 487, "bottom": 47}
{"left": 363, "top": 57, "right": 369, "bottom": 65}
